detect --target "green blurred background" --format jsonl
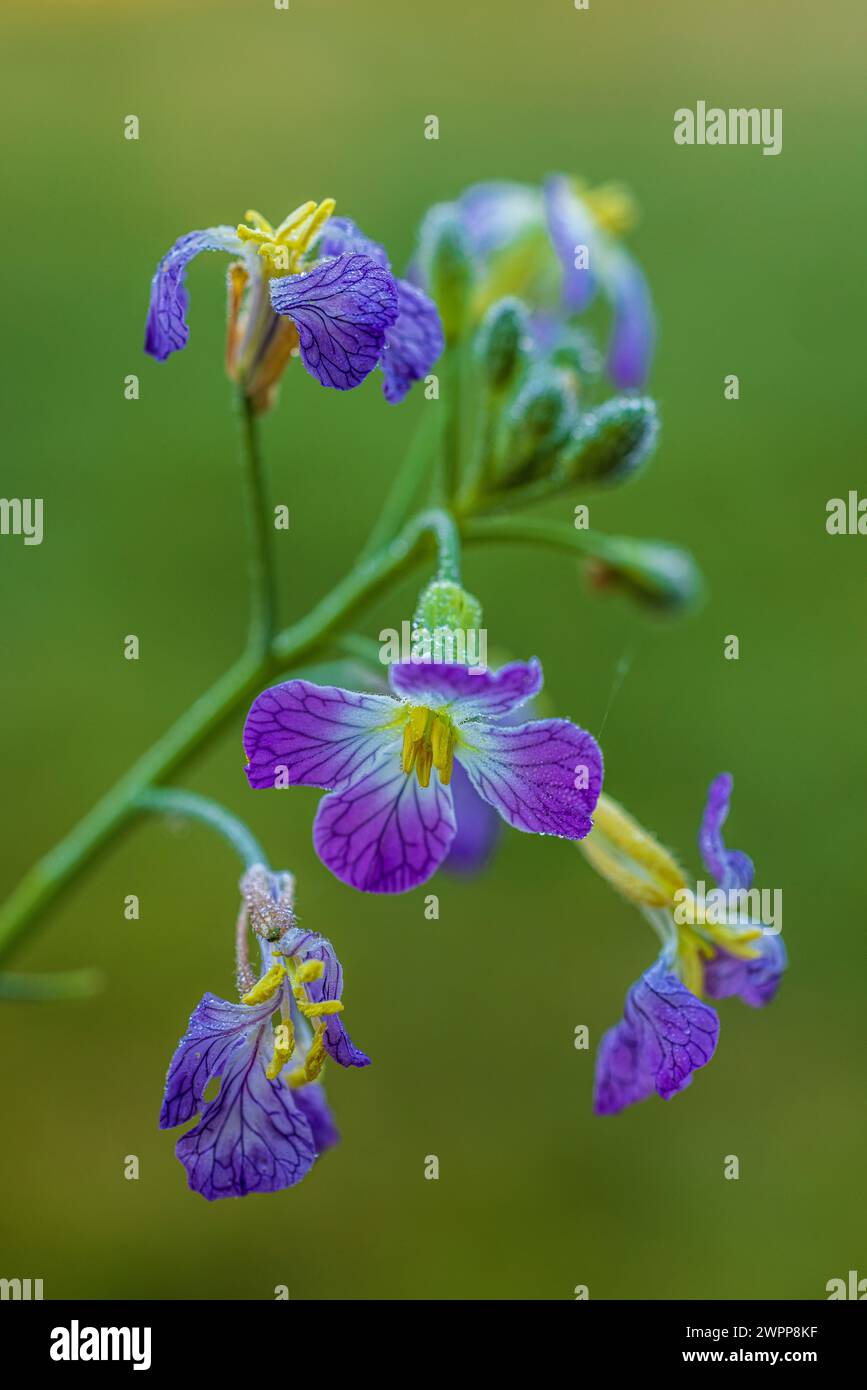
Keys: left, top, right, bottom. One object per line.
{"left": 1, "top": 0, "right": 865, "bottom": 1300}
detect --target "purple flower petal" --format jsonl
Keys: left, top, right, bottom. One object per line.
{"left": 444, "top": 761, "right": 502, "bottom": 875}
{"left": 594, "top": 958, "right": 720, "bottom": 1115}
{"left": 269, "top": 253, "right": 398, "bottom": 390}
{"left": 175, "top": 1023, "right": 316, "bottom": 1200}
{"left": 699, "top": 773, "right": 754, "bottom": 892}
{"left": 244, "top": 680, "right": 399, "bottom": 792}
{"left": 160, "top": 991, "right": 277, "bottom": 1130}
{"left": 603, "top": 244, "right": 655, "bottom": 389}
{"left": 314, "top": 216, "right": 390, "bottom": 267}
{"left": 543, "top": 175, "right": 598, "bottom": 313}
{"left": 388, "top": 659, "right": 543, "bottom": 720}
{"left": 703, "top": 934, "right": 787, "bottom": 1009}
{"left": 301, "top": 940, "right": 371, "bottom": 1069}
{"left": 313, "top": 758, "right": 456, "bottom": 893}
{"left": 456, "top": 717, "right": 602, "bottom": 839}
{"left": 293, "top": 1083, "right": 340, "bottom": 1155}
{"left": 455, "top": 182, "right": 542, "bottom": 258}
{"left": 380, "top": 279, "right": 444, "bottom": 403}
{"left": 144, "top": 226, "right": 242, "bottom": 362}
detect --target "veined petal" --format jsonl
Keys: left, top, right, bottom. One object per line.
{"left": 175, "top": 1023, "right": 316, "bottom": 1200}
{"left": 144, "top": 226, "right": 242, "bottom": 362}
{"left": 456, "top": 717, "right": 602, "bottom": 840}
{"left": 594, "top": 958, "right": 720, "bottom": 1115}
{"left": 269, "top": 253, "right": 398, "bottom": 390}
{"left": 543, "top": 175, "right": 598, "bottom": 313}
{"left": 380, "top": 280, "right": 444, "bottom": 403}
{"left": 244, "top": 680, "right": 400, "bottom": 792}
{"left": 160, "top": 991, "right": 277, "bottom": 1130}
{"left": 313, "top": 758, "right": 456, "bottom": 893}
{"left": 388, "top": 658, "right": 543, "bottom": 720}
{"left": 699, "top": 773, "right": 754, "bottom": 892}
{"left": 703, "top": 934, "right": 787, "bottom": 1009}
{"left": 300, "top": 939, "right": 371, "bottom": 1069}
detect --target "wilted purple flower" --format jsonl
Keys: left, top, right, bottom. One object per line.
{"left": 145, "top": 200, "right": 442, "bottom": 410}
{"left": 590, "top": 774, "right": 786, "bottom": 1116}
{"left": 243, "top": 658, "right": 603, "bottom": 894}
{"left": 160, "top": 866, "right": 369, "bottom": 1200}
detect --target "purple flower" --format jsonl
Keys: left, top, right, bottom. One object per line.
{"left": 243, "top": 658, "right": 603, "bottom": 894}
{"left": 594, "top": 956, "right": 720, "bottom": 1116}
{"left": 698, "top": 773, "right": 787, "bottom": 1008}
{"left": 144, "top": 201, "right": 441, "bottom": 407}
{"left": 543, "top": 175, "right": 655, "bottom": 389}
{"left": 160, "top": 866, "right": 368, "bottom": 1200}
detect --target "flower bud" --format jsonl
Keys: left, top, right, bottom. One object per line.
{"left": 559, "top": 397, "right": 658, "bottom": 488}
{"left": 585, "top": 536, "right": 703, "bottom": 614}
{"left": 476, "top": 297, "right": 531, "bottom": 392}
{"left": 418, "top": 205, "right": 473, "bottom": 345}
{"left": 501, "top": 368, "right": 574, "bottom": 483}
{"left": 414, "top": 579, "right": 483, "bottom": 633}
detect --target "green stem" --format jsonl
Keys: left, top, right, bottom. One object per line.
{"left": 0, "top": 511, "right": 450, "bottom": 966}
{"left": 359, "top": 407, "right": 442, "bottom": 561}
{"left": 135, "top": 788, "right": 267, "bottom": 870}
{"left": 0, "top": 968, "right": 104, "bottom": 1003}
{"left": 237, "top": 389, "right": 277, "bottom": 655}
{"left": 461, "top": 515, "right": 631, "bottom": 563}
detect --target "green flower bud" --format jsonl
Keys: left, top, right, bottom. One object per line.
{"left": 476, "top": 297, "right": 531, "bottom": 392}
{"left": 414, "top": 579, "right": 483, "bottom": 633}
{"left": 585, "top": 536, "right": 703, "bottom": 614}
{"left": 500, "top": 368, "right": 574, "bottom": 484}
{"left": 558, "top": 397, "right": 659, "bottom": 488}
{"left": 418, "top": 205, "right": 473, "bottom": 345}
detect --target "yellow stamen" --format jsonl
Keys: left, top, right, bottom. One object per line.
{"left": 591, "top": 795, "right": 688, "bottom": 897}
{"left": 400, "top": 705, "right": 457, "bottom": 788}
{"left": 287, "top": 1024, "right": 327, "bottom": 1087}
{"left": 274, "top": 201, "right": 317, "bottom": 239}
{"left": 265, "top": 1019, "right": 296, "bottom": 1080}
{"left": 295, "top": 959, "right": 325, "bottom": 985}
{"left": 242, "top": 960, "right": 285, "bottom": 1005}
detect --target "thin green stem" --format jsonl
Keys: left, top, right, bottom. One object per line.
{"left": 135, "top": 788, "right": 267, "bottom": 870}
{"left": 237, "top": 388, "right": 277, "bottom": 656}
{"left": 0, "top": 968, "right": 104, "bottom": 1003}
{"left": 359, "top": 406, "right": 442, "bottom": 561}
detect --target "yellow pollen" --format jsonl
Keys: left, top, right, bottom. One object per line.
{"left": 265, "top": 1019, "right": 296, "bottom": 1080}
{"left": 400, "top": 706, "right": 456, "bottom": 787}
{"left": 288, "top": 1023, "right": 328, "bottom": 1088}
{"left": 295, "top": 959, "right": 325, "bottom": 985}
{"left": 242, "top": 960, "right": 285, "bottom": 1005}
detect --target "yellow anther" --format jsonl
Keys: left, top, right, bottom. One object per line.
{"left": 430, "top": 715, "right": 455, "bottom": 784}
{"left": 289, "top": 199, "right": 336, "bottom": 255}
{"left": 401, "top": 721, "right": 416, "bottom": 774}
{"left": 241, "top": 960, "right": 286, "bottom": 1006}
{"left": 294, "top": 996, "right": 344, "bottom": 1020}
{"left": 295, "top": 958, "right": 325, "bottom": 985}
{"left": 265, "top": 1019, "right": 296, "bottom": 1080}
{"left": 585, "top": 182, "right": 639, "bottom": 238}
{"left": 592, "top": 795, "right": 688, "bottom": 898}
{"left": 288, "top": 1024, "right": 327, "bottom": 1088}
{"left": 236, "top": 222, "right": 272, "bottom": 246}
{"left": 400, "top": 706, "right": 457, "bottom": 788}
{"left": 243, "top": 209, "right": 275, "bottom": 236}
{"left": 274, "top": 201, "right": 317, "bottom": 240}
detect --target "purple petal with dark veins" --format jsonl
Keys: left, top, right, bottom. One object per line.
{"left": 380, "top": 279, "right": 444, "bottom": 403}
{"left": 594, "top": 958, "right": 720, "bottom": 1115}
{"left": 698, "top": 773, "right": 754, "bottom": 892}
{"left": 703, "top": 934, "right": 787, "bottom": 1009}
{"left": 456, "top": 717, "right": 603, "bottom": 840}
{"left": 543, "top": 175, "right": 598, "bottom": 313}
{"left": 444, "top": 760, "right": 502, "bottom": 875}
{"left": 175, "top": 1024, "right": 316, "bottom": 1200}
{"left": 294, "top": 1083, "right": 340, "bottom": 1155}
{"left": 269, "top": 253, "right": 399, "bottom": 390}
{"left": 160, "top": 991, "right": 277, "bottom": 1130}
{"left": 388, "top": 659, "right": 543, "bottom": 720}
{"left": 301, "top": 939, "right": 371, "bottom": 1069}
{"left": 144, "top": 226, "right": 242, "bottom": 362}
{"left": 313, "top": 757, "right": 456, "bottom": 893}
{"left": 243, "top": 679, "right": 400, "bottom": 792}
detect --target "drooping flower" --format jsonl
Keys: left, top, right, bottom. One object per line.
{"left": 243, "top": 658, "right": 603, "bottom": 894}
{"left": 160, "top": 865, "right": 369, "bottom": 1200}
{"left": 584, "top": 774, "right": 786, "bottom": 1116}
{"left": 144, "top": 200, "right": 442, "bottom": 410}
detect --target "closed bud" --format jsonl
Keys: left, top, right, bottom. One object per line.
{"left": 418, "top": 205, "right": 473, "bottom": 345}
{"left": 585, "top": 536, "right": 703, "bottom": 614}
{"left": 476, "top": 297, "right": 531, "bottom": 392}
{"left": 414, "top": 579, "right": 483, "bottom": 633}
{"left": 501, "top": 368, "right": 574, "bottom": 483}
{"left": 560, "top": 397, "right": 658, "bottom": 488}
